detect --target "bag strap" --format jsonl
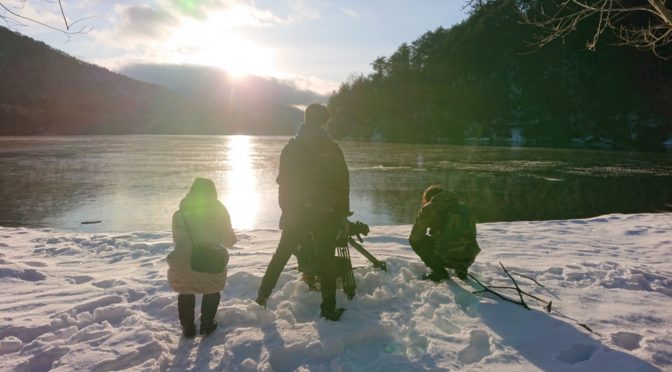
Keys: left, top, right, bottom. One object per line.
{"left": 179, "top": 208, "right": 196, "bottom": 249}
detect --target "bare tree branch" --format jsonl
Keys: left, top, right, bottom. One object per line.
{"left": 499, "top": 261, "right": 530, "bottom": 309}
{"left": 468, "top": 273, "right": 532, "bottom": 309}
{"left": 519, "top": 0, "right": 672, "bottom": 59}
{"left": 475, "top": 285, "right": 551, "bottom": 304}
{"left": 468, "top": 262, "right": 596, "bottom": 333}
{"left": 57, "top": 0, "right": 68, "bottom": 29}
{"left": 0, "top": 0, "right": 93, "bottom": 36}
{"left": 511, "top": 271, "right": 546, "bottom": 287}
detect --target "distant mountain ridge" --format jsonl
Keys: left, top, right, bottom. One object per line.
{"left": 120, "top": 64, "right": 327, "bottom": 134}
{"left": 0, "top": 26, "right": 322, "bottom": 135}
{"left": 121, "top": 64, "right": 324, "bottom": 107}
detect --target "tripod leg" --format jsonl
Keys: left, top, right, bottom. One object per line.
{"left": 348, "top": 238, "right": 387, "bottom": 272}
{"left": 336, "top": 239, "right": 356, "bottom": 299}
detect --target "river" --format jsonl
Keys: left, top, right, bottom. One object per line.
{"left": 0, "top": 135, "right": 670, "bottom": 232}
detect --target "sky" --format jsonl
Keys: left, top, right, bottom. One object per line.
{"left": 3, "top": 0, "right": 469, "bottom": 94}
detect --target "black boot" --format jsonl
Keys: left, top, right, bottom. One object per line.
{"left": 320, "top": 307, "right": 345, "bottom": 321}
{"left": 422, "top": 268, "right": 450, "bottom": 282}
{"left": 177, "top": 294, "right": 196, "bottom": 338}
{"left": 456, "top": 268, "right": 469, "bottom": 280}
{"left": 255, "top": 289, "right": 270, "bottom": 308}
{"left": 200, "top": 293, "right": 221, "bottom": 335}
{"left": 411, "top": 237, "right": 450, "bottom": 282}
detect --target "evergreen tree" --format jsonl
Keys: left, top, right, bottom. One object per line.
{"left": 328, "top": 0, "right": 672, "bottom": 150}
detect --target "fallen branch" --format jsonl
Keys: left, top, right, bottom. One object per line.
{"left": 511, "top": 271, "right": 546, "bottom": 288}
{"left": 468, "top": 273, "right": 531, "bottom": 309}
{"left": 500, "top": 261, "right": 530, "bottom": 309}
{"left": 468, "top": 262, "right": 594, "bottom": 333}
{"left": 476, "top": 285, "right": 551, "bottom": 306}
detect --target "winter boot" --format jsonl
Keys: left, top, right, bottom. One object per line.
{"left": 320, "top": 307, "right": 345, "bottom": 321}
{"left": 456, "top": 269, "right": 469, "bottom": 280}
{"left": 422, "top": 268, "right": 450, "bottom": 282}
{"left": 255, "top": 289, "right": 270, "bottom": 308}
{"left": 200, "top": 292, "right": 220, "bottom": 336}
{"left": 200, "top": 320, "right": 218, "bottom": 336}
{"left": 177, "top": 294, "right": 196, "bottom": 338}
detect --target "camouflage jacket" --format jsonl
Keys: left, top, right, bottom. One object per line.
{"left": 409, "top": 191, "right": 480, "bottom": 264}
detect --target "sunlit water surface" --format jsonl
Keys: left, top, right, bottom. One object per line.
{"left": 0, "top": 136, "right": 670, "bottom": 232}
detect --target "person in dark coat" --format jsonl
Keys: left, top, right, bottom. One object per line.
{"left": 409, "top": 185, "right": 481, "bottom": 281}
{"left": 255, "top": 103, "right": 350, "bottom": 321}
{"left": 168, "top": 178, "right": 236, "bottom": 337}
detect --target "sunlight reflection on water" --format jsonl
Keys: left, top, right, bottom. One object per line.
{"left": 0, "top": 135, "right": 669, "bottom": 232}
{"left": 222, "top": 136, "right": 260, "bottom": 229}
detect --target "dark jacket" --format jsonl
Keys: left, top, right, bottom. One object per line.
{"left": 409, "top": 191, "right": 480, "bottom": 267}
{"left": 277, "top": 124, "right": 350, "bottom": 229}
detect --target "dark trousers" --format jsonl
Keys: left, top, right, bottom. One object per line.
{"left": 410, "top": 236, "right": 449, "bottom": 274}
{"left": 177, "top": 292, "right": 220, "bottom": 327}
{"left": 259, "top": 216, "right": 339, "bottom": 311}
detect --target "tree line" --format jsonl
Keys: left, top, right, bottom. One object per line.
{"left": 327, "top": 0, "right": 672, "bottom": 150}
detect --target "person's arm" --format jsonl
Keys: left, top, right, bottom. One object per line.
{"left": 409, "top": 202, "right": 437, "bottom": 243}
{"left": 464, "top": 205, "right": 478, "bottom": 241}
{"left": 220, "top": 205, "right": 236, "bottom": 247}
{"left": 409, "top": 216, "right": 428, "bottom": 243}
{"left": 171, "top": 210, "right": 191, "bottom": 255}
{"left": 277, "top": 142, "right": 304, "bottom": 227}
{"left": 333, "top": 144, "right": 350, "bottom": 218}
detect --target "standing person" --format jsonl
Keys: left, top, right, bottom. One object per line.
{"left": 255, "top": 103, "right": 350, "bottom": 321}
{"left": 409, "top": 185, "right": 481, "bottom": 281}
{"left": 167, "top": 178, "right": 236, "bottom": 338}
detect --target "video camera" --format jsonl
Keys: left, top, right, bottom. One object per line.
{"left": 346, "top": 220, "right": 370, "bottom": 243}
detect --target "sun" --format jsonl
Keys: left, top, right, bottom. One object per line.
{"left": 200, "top": 35, "right": 276, "bottom": 78}
{"left": 165, "top": 9, "right": 277, "bottom": 78}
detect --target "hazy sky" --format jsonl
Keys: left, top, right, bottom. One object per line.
{"left": 6, "top": 0, "right": 469, "bottom": 93}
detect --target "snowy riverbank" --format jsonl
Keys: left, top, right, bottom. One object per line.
{"left": 1, "top": 213, "right": 670, "bottom": 371}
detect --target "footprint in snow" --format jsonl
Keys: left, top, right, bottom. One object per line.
{"left": 432, "top": 314, "right": 460, "bottom": 335}
{"left": 14, "top": 346, "right": 68, "bottom": 371}
{"left": 92, "top": 279, "right": 127, "bottom": 289}
{"left": 556, "top": 343, "right": 597, "bottom": 364}
{"left": 0, "top": 268, "right": 46, "bottom": 281}
{"left": 610, "top": 331, "right": 642, "bottom": 351}
{"left": 67, "top": 275, "right": 94, "bottom": 284}
{"left": 23, "top": 261, "right": 48, "bottom": 267}
{"left": 458, "top": 329, "right": 491, "bottom": 364}
{"left": 0, "top": 336, "right": 22, "bottom": 354}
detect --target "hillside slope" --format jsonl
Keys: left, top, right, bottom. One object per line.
{"left": 0, "top": 27, "right": 309, "bottom": 135}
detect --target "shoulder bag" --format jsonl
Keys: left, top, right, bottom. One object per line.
{"left": 180, "top": 210, "right": 229, "bottom": 273}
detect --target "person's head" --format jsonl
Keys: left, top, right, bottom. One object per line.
{"left": 189, "top": 177, "right": 218, "bottom": 199}
{"left": 422, "top": 184, "right": 444, "bottom": 205}
{"left": 304, "top": 103, "right": 330, "bottom": 127}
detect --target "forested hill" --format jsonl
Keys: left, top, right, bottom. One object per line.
{"left": 0, "top": 27, "right": 303, "bottom": 135}
{"left": 327, "top": 0, "right": 672, "bottom": 150}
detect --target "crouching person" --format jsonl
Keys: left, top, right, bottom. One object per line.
{"left": 409, "top": 185, "right": 480, "bottom": 281}
{"left": 167, "top": 178, "right": 236, "bottom": 338}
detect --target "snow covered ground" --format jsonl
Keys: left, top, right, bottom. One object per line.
{"left": 0, "top": 213, "right": 670, "bottom": 371}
